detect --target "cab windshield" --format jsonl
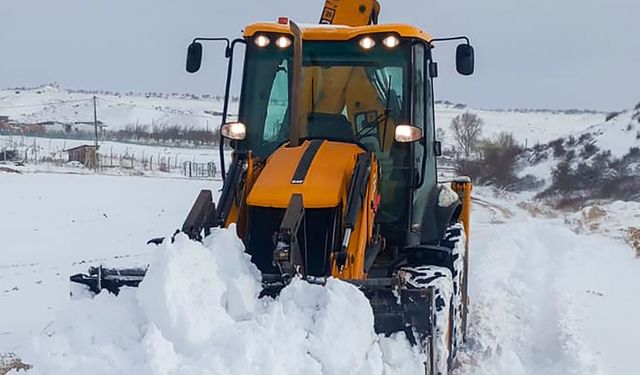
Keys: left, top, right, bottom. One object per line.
{"left": 238, "top": 38, "right": 412, "bottom": 224}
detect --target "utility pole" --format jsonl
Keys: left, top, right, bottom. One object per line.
{"left": 93, "top": 96, "right": 99, "bottom": 171}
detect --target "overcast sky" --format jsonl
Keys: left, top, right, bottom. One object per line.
{"left": 1, "top": 0, "right": 638, "bottom": 111}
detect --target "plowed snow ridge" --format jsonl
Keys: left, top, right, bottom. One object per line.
{"left": 19, "top": 226, "right": 425, "bottom": 375}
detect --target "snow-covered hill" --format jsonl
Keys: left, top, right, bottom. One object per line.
{"left": 518, "top": 103, "right": 640, "bottom": 193}
{"left": 1, "top": 85, "right": 604, "bottom": 144}
{"left": 580, "top": 105, "right": 640, "bottom": 158}
{"left": 0, "top": 85, "right": 226, "bottom": 132}
{"left": 435, "top": 103, "right": 604, "bottom": 148}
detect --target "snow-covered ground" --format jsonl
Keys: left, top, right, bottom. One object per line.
{"left": 0, "top": 173, "right": 213, "bottom": 352}
{"left": 457, "top": 188, "right": 640, "bottom": 375}
{"left": 1, "top": 172, "right": 638, "bottom": 374}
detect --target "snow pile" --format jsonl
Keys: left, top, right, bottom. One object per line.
{"left": 563, "top": 201, "right": 640, "bottom": 253}
{"left": 438, "top": 184, "right": 459, "bottom": 207}
{"left": 18, "top": 226, "right": 424, "bottom": 375}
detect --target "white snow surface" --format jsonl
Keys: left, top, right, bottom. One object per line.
{"left": 19, "top": 227, "right": 425, "bottom": 375}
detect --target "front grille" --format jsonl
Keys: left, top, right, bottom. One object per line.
{"left": 246, "top": 206, "right": 340, "bottom": 276}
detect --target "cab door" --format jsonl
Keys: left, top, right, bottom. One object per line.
{"left": 409, "top": 42, "right": 438, "bottom": 245}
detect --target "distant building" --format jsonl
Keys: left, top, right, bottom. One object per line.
{"left": 65, "top": 145, "right": 98, "bottom": 168}
{"left": 0, "top": 116, "right": 10, "bottom": 131}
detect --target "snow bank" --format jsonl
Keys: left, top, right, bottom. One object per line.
{"left": 18, "top": 226, "right": 424, "bottom": 375}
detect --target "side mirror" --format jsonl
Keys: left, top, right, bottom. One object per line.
{"left": 434, "top": 141, "right": 442, "bottom": 156}
{"left": 186, "top": 42, "right": 203, "bottom": 73}
{"left": 456, "top": 44, "right": 475, "bottom": 76}
{"left": 395, "top": 125, "right": 423, "bottom": 143}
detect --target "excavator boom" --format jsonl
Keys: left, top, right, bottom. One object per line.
{"left": 320, "top": 0, "right": 380, "bottom": 26}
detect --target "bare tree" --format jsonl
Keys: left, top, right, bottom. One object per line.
{"left": 451, "top": 112, "right": 483, "bottom": 158}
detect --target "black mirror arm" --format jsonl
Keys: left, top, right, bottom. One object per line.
{"left": 428, "top": 36, "right": 470, "bottom": 48}
{"left": 192, "top": 37, "right": 231, "bottom": 56}
{"left": 189, "top": 36, "right": 243, "bottom": 180}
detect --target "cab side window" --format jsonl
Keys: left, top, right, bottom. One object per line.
{"left": 263, "top": 59, "right": 290, "bottom": 142}
{"left": 413, "top": 44, "right": 426, "bottom": 180}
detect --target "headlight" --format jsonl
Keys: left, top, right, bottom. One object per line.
{"left": 394, "top": 125, "right": 423, "bottom": 143}
{"left": 221, "top": 122, "right": 247, "bottom": 140}
{"left": 275, "top": 36, "right": 292, "bottom": 49}
{"left": 254, "top": 35, "right": 270, "bottom": 48}
{"left": 382, "top": 35, "right": 400, "bottom": 48}
{"left": 359, "top": 36, "right": 376, "bottom": 50}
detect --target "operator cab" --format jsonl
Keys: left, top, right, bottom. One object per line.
{"left": 234, "top": 24, "right": 440, "bottom": 233}
{"left": 185, "top": 21, "right": 474, "bottom": 249}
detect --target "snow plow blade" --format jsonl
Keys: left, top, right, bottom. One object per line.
{"left": 70, "top": 266, "right": 146, "bottom": 295}
{"left": 364, "top": 285, "right": 435, "bottom": 343}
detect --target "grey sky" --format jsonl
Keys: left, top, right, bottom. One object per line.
{"left": 1, "top": 0, "right": 638, "bottom": 111}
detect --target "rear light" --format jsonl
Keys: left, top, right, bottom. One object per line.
{"left": 277, "top": 17, "right": 289, "bottom": 25}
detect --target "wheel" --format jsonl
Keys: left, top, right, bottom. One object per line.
{"left": 399, "top": 222, "right": 468, "bottom": 375}
{"left": 400, "top": 265, "right": 453, "bottom": 375}
{"left": 440, "top": 222, "right": 468, "bottom": 349}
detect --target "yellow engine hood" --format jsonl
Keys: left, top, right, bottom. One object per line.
{"left": 247, "top": 140, "right": 364, "bottom": 209}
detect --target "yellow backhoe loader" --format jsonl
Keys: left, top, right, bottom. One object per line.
{"left": 71, "top": 1, "right": 475, "bottom": 373}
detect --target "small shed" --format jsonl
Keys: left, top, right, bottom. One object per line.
{"left": 66, "top": 145, "right": 98, "bottom": 168}
{"left": 0, "top": 116, "right": 9, "bottom": 131}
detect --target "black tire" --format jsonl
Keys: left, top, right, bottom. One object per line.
{"left": 400, "top": 265, "right": 453, "bottom": 375}
{"left": 399, "top": 222, "right": 468, "bottom": 375}
{"left": 440, "top": 222, "right": 467, "bottom": 349}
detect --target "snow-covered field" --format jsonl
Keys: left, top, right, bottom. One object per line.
{"left": 0, "top": 135, "right": 223, "bottom": 178}
{"left": 1, "top": 172, "right": 638, "bottom": 374}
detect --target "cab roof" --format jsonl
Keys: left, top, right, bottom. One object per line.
{"left": 243, "top": 22, "right": 433, "bottom": 43}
